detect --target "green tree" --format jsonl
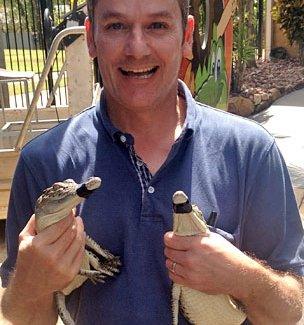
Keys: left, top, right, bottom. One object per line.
{"left": 232, "top": 0, "right": 256, "bottom": 92}
{"left": 272, "top": 0, "right": 304, "bottom": 65}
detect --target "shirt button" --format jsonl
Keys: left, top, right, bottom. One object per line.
{"left": 148, "top": 186, "right": 155, "bottom": 194}
{"left": 120, "top": 135, "right": 127, "bottom": 143}
{"left": 137, "top": 160, "right": 144, "bottom": 167}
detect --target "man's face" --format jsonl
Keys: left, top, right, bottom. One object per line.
{"left": 87, "top": 0, "right": 189, "bottom": 110}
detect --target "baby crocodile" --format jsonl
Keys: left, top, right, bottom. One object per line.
{"left": 171, "top": 191, "right": 246, "bottom": 325}
{"left": 35, "top": 177, "right": 120, "bottom": 325}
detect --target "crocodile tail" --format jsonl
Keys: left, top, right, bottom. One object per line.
{"left": 55, "top": 291, "right": 75, "bottom": 325}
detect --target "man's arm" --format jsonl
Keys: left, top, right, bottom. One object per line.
{"left": 237, "top": 264, "right": 303, "bottom": 324}
{"left": 0, "top": 213, "right": 85, "bottom": 325}
{"left": 164, "top": 231, "right": 303, "bottom": 325}
{"left": 0, "top": 286, "right": 56, "bottom": 325}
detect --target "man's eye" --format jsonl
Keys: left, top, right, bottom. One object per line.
{"left": 106, "top": 23, "right": 125, "bottom": 30}
{"left": 149, "top": 22, "right": 167, "bottom": 29}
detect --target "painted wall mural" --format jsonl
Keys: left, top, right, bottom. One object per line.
{"left": 180, "top": 0, "right": 236, "bottom": 110}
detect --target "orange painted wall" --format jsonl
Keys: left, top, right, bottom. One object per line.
{"left": 180, "top": 0, "right": 234, "bottom": 109}
{"left": 273, "top": 22, "right": 299, "bottom": 58}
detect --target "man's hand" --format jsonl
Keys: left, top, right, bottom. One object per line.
{"left": 13, "top": 211, "right": 85, "bottom": 299}
{"left": 164, "top": 231, "right": 303, "bottom": 324}
{"left": 1, "top": 211, "right": 85, "bottom": 324}
{"left": 164, "top": 231, "right": 255, "bottom": 298}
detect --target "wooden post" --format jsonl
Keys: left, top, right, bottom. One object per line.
{"left": 265, "top": 0, "right": 273, "bottom": 60}
{"left": 0, "top": 31, "right": 9, "bottom": 108}
{"left": 66, "top": 35, "right": 93, "bottom": 115}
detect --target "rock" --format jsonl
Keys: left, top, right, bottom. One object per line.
{"left": 242, "top": 89, "right": 250, "bottom": 97}
{"left": 294, "top": 82, "right": 304, "bottom": 90}
{"left": 270, "top": 47, "right": 288, "bottom": 60}
{"left": 286, "top": 85, "right": 293, "bottom": 93}
{"left": 261, "top": 93, "right": 269, "bottom": 101}
{"left": 228, "top": 96, "right": 254, "bottom": 117}
{"left": 248, "top": 88, "right": 255, "bottom": 95}
{"left": 253, "top": 94, "right": 262, "bottom": 105}
{"left": 232, "top": 58, "right": 304, "bottom": 113}
{"left": 269, "top": 88, "right": 281, "bottom": 101}
{"left": 255, "top": 100, "right": 272, "bottom": 113}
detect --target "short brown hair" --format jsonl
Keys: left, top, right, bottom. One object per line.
{"left": 86, "top": 0, "right": 190, "bottom": 31}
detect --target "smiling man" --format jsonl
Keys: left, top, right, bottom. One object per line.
{"left": 0, "top": 0, "right": 303, "bottom": 324}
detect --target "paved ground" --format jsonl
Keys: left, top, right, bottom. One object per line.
{"left": 251, "top": 88, "right": 304, "bottom": 220}
{"left": 274, "top": 88, "right": 304, "bottom": 106}
{"left": 0, "top": 88, "right": 303, "bottom": 264}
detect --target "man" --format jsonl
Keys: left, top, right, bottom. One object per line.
{"left": 0, "top": 0, "right": 303, "bottom": 324}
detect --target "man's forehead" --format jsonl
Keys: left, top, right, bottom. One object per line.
{"left": 94, "top": 0, "right": 181, "bottom": 18}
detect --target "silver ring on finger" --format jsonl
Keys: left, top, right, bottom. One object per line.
{"left": 171, "top": 261, "right": 177, "bottom": 274}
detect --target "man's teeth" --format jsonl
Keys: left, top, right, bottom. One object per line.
{"left": 120, "top": 67, "right": 158, "bottom": 77}
{"left": 124, "top": 68, "right": 154, "bottom": 73}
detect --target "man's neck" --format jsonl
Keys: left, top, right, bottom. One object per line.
{"left": 105, "top": 92, "right": 186, "bottom": 141}
{"left": 105, "top": 91, "right": 187, "bottom": 174}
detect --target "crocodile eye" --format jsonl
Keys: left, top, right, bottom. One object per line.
{"left": 64, "top": 179, "right": 75, "bottom": 184}
{"left": 53, "top": 183, "right": 63, "bottom": 191}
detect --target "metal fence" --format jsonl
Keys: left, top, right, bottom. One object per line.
{"left": 0, "top": 0, "right": 85, "bottom": 108}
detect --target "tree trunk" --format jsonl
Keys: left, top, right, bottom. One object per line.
{"left": 235, "top": 0, "right": 246, "bottom": 93}
{"left": 246, "top": 0, "right": 257, "bottom": 68}
{"left": 257, "top": 0, "right": 264, "bottom": 59}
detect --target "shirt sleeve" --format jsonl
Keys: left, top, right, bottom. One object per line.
{"left": 0, "top": 154, "right": 43, "bottom": 287}
{"left": 241, "top": 141, "right": 304, "bottom": 276}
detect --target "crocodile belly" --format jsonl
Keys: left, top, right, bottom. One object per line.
{"left": 180, "top": 286, "right": 246, "bottom": 325}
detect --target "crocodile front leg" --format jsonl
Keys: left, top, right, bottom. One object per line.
{"left": 86, "top": 250, "right": 116, "bottom": 277}
{"left": 86, "top": 235, "right": 118, "bottom": 260}
{"left": 85, "top": 236, "right": 121, "bottom": 272}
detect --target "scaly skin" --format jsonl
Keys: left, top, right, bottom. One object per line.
{"left": 35, "top": 177, "right": 121, "bottom": 325}
{"left": 171, "top": 191, "right": 246, "bottom": 325}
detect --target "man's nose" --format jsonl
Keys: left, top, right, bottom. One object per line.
{"left": 124, "top": 27, "right": 151, "bottom": 59}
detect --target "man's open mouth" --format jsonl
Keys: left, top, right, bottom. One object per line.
{"left": 119, "top": 66, "right": 159, "bottom": 79}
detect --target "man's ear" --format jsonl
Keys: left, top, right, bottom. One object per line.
{"left": 182, "top": 15, "right": 194, "bottom": 60}
{"left": 85, "top": 17, "right": 97, "bottom": 58}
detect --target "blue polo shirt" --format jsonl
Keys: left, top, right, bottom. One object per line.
{"left": 1, "top": 81, "right": 303, "bottom": 324}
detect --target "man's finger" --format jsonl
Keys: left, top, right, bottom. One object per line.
{"left": 165, "top": 258, "right": 187, "bottom": 278}
{"left": 60, "top": 217, "right": 85, "bottom": 267}
{"left": 20, "top": 214, "right": 36, "bottom": 237}
{"left": 70, "top": 237, "right": 86, "bottom": 275}
{"left": 164, "top": 247, "right": 189, "bottom": 266}
{"left": 50, "top": 217, "right": 79, "bottom": 256}
{"left": 36, "top": 210, "right": 76, "bottom": 245}
{"left": 164, "top": 232, "right": 196, "bottom": 251}
{"left": 168, "top": 267, "right": 188, "bottom": 285}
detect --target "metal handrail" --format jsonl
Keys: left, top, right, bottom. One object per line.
{"left": 15, "top": 26, "right": 86, "bottom": 151}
